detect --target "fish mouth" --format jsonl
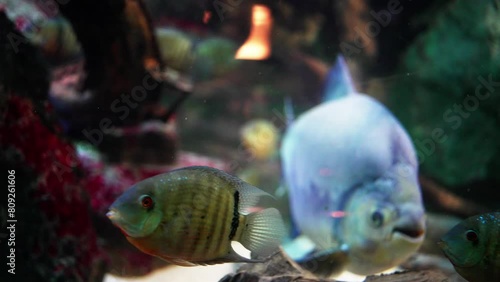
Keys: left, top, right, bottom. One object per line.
{"left": 107, "top": 209, "right": 127, "bottom": 230}
{"left": 392, "top": 213, "right": 426, "bottom": 242}
{"left": 107, "top": 209, "right": 119, "bottom": 221}
{"left": 394, "top": 227, "right": 425, "bottom": 239}
{"left": 106, "top": 209, "right": 123, "bottom": 225}
{"left": 106, "top": 209, "right": 135, "bottom": 236}
{"left": 436, "top": 240, "right": 461, "bottom": 267}
{"left": 393, "top": 222, "right": 425, "bottom": 243}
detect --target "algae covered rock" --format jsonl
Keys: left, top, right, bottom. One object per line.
{"left": 193, "top": 37, "right": 240, "bottom": 81}
{"left": 388, "top": 0, "right": 500, "bottom": 197}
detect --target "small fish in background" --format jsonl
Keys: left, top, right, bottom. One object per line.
{"left": 281, "top": 55, "right": 426, "bottom": 277}
{"left": 240, "top": 119, "right": 280, "bottom": 161}
{"left": 30, "top": 16, "right": 82, "bottom": 64}
{"left": 438, "top": 212, "right": 500, "bottom": 282}
{"left": 155, "top": 28, "right": 195, "bottom": 73}
{"left": 155, "top": 27, "right": 241, "bottom": 82}
{"left": 107, "top": 166, "right": 286, "bottom": 266}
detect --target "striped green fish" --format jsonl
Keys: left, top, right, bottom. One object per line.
{"left": 107, "top": 166, "right": 286, "bottom": 266}
{"left": 438, "top": 212, "right": 500, "bottom": 282}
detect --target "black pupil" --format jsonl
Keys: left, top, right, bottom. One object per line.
{"left": 372, "top": 211, "right": 383, "bottom": 226}
{"left": 143, "top": 197, "right": 152, "bottom": 207}
{"left": 466, "top": 230, "right": 478, "bottom": 242}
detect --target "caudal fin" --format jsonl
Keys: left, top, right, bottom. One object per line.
{"left": 322, "top": 55, "right": 355, "bottom": 102}
{"left": 240, "top": 208, "right": 286, "bottom": 259}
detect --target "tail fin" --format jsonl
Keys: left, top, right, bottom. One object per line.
{"left": 322, "top": 55, "right": 355, "bottom": 102}
{"left": 240, "top": 208, "right": 286, "bottom": 259}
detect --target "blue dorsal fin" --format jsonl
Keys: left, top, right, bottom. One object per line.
{"left": 284, "top": 97, "right": 294, "bottom": 126}
{"left": 322, "top": 55, "right": 355, "bottom": 102}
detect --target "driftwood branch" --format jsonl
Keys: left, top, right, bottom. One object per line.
{"left": 220, "top": 249, "right": 464, "bottom": 282}
{"left": 52, "top": 0, "right": 192, "bottom": 136}
{"left": 419, "top": 175, "right": 490, "bottom": 218}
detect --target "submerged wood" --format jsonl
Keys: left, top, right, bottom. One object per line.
{"left": 219, "top": 249, "right": 465, "bottom": 282}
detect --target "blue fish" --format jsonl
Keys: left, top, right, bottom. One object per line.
{"left": 281, "top": 56, "right": 426, "bottom": 276}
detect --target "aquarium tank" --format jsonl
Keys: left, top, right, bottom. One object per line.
{"left": 0, "top": 0, "right": 498, "bottom": 282}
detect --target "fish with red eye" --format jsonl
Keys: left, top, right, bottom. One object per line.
{"left": 106, "top": 166, "right": 286, "bottom": 266}
{"left": 141, "top": 195, "right": 154, "bottom": 209}
{"left": 438, "top": 212, "right": 500, "bottom": 282}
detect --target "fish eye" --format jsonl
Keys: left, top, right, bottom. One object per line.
{"left": 140, "top": 195, "right": 154, "bottom": 209}
{"left": 371, "top": 211, "right": 384, "bottom": 228}
{"left": 465, "top": 230, "right": 478, "bottom": 242}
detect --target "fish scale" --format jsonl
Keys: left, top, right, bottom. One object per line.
{"left": 177, "top": 183, "right": 204, "bottom": 258}
{"left": 482, "top": 213, "right": 499, "bottom": 268}
{"left": 207, "top": 185, "right": 232, "bottom": 259}
{"left": 196, "top": 187, "right": 220, "bottom": 258}
{"left": 475, "top": 212, "right": 499, "bottom": 280}
{"left": 164, "top": 179, "right": 234, "bottom": 260}
{"left": 202, "top": 173, "right": 232, "bottom": 258}
{"left": 191, "top": 187, "right": 219, "bottom": 258}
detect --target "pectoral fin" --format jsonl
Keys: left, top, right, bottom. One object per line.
{"left": 239, "top": 208, "right": 286, "bottom": 259}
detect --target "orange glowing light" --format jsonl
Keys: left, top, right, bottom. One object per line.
{"left": 330, "top": 211, "right": 347, "bottom": 218}
{"left": 235, "top": 5, "right": 272, "bottom": 60}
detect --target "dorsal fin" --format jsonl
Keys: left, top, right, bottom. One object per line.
{"left": 283, "top": 97, "right": 294, "bottom": 126}
{"left": 322, "top": 55, "right": 355, "bottom": 102}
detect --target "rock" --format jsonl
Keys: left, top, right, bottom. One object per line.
{"left": 0, "top": 11, "right": 106, "bottom": 281}
{"left": 388, "top": 0, "right": 500, "bottom": 205}
{"left": 220, "top": 248, "right": 326, "bottom": 282}
{"left": 364, "top": 269, "right": 461, "bottom": 282}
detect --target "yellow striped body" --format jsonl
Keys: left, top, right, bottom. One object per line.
{"left": 127, "top": 168, "right": 245, "bottom": 264}
{"left": 108, "top": 166, "right": 285, "bottom": 266}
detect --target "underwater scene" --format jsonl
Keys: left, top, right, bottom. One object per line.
{"left": 0, "top": 0, "right": 499, "bottom": 281}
